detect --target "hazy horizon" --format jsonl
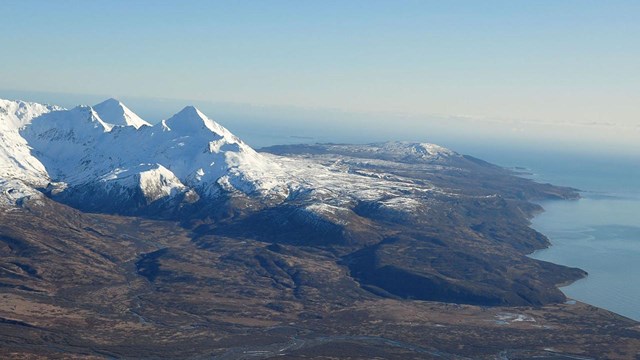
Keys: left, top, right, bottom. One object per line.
{"left": 1, "top": 88, "right": 638, "bottom": 161}
{"left": 1, "top": 1, "right": 638, "bottom": 158}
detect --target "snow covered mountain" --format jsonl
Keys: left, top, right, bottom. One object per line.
{"left": 0, "top": 97, "right": 468, "bottom": 217}
{"left": 1, "top": 98, "right": 289, "bottom": 212}
{"left": 0, "top": 98, "right": 285, "bottom": 211}
{"left": 322, "top": 142, "right": 456, "bottom": 162}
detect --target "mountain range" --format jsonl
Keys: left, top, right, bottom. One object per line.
{"left": 0, "top": 98, "right": 638, "bottom": 359}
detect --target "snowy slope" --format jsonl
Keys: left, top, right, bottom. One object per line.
{"left": 152, "top": 106, "right": 287, "bottom": 196}
{"left": 0, "top": 99, "right": 62, "bottom": 181}
{"left": 0, "top": 99, "right": 63, "bottom": 206}
{"left": 98, "top": 164, "right": 186, "bottom": 202}
{"left": 21, "top": 105, "right": 114, "bottom": 182}
{"left": 0, "top": 100, "right": 64, "bottom": 203}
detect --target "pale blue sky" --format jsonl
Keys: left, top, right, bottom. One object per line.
{"left": 1, "top": 0, "right": 638, "bottom": 154}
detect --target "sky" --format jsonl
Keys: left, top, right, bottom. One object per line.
{"left": 1, "top": 0, "right": 638, "bottom": 156}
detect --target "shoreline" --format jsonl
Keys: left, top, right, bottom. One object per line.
{"left": 526, "top": 197, "right": 590, "bottom": 293}
{"left": 527, "top": 192, "right": 640, "bottom": 322}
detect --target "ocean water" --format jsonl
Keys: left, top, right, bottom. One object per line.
{"left": 499, "top": 151, "right": 640, "bottom": 321}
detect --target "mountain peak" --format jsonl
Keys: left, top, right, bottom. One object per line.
{"left": 0, "top": 98, "right": 63, "bottom": 128}
{"left": 93, "top": 98, "right": 150, "bottom": 129}
{"left": 172, "top": 105, "right": 208, "bottom": 121}
{"left": 103, "top": 97, "right": 122, "bottom": 105}
{"left": 164, "top": 106, "right": 236, "bottom": 140}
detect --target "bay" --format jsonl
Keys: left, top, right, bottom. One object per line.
{"left": 513, "top": 152, "right": 640, "bottom": 321}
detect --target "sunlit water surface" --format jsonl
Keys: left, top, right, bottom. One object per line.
{"left": 507, "top": 153, "right": 639, "bottom": 321}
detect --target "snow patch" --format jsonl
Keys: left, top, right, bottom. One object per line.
{"left": 0, "top": 179, "right": 43, "bottom": 208}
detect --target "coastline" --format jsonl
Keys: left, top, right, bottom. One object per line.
{"left": 524, "top": 196, "right": 589, "bottom": 292}
{"left": 496, "top": 149, "right": 640, "bottom": 323}
{"left": 528, "top": 192, "right": 640, "bottom": 322}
